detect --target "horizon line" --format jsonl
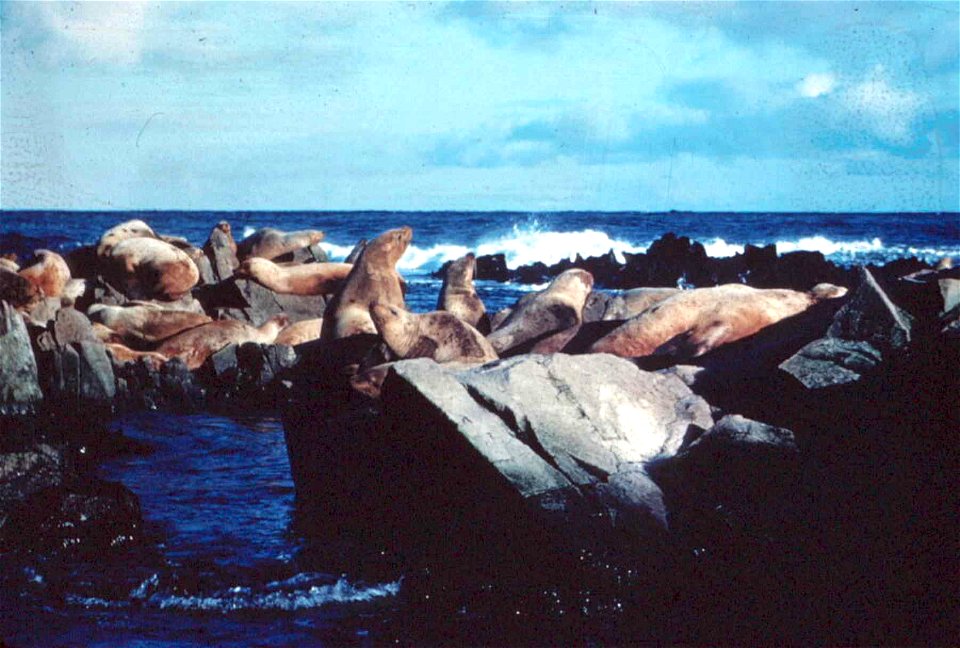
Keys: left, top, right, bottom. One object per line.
{"left": 2, "top": 208, "right": 958, "bottom": 215}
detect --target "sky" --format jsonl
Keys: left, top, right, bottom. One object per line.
{"left": 1, "top": 1, "right": 958, "bottom": 212}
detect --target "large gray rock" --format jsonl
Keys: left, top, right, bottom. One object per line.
{"left": 382, "top": 354, "right": 714, "bottom": 547}
{"left": 778, "top": 338, "right": 883, "bottom": 389}
{"left": 828, "top": 266, "right": 913, "bottom": 351}
{"left": 0, "top": 301, "right": 43, "bottom": 414}
{"left": 39, "top": 341, "right": 116, "bottom": 404}
{"left": 204, "top": 221, "right": 240, "bottom": 282}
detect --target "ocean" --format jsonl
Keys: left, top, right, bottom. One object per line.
{"left": 1, "top": 210, "right": 958, "bottom": 645}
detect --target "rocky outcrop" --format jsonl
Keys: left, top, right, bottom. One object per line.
{"left": 372, "top": 354, "right": 714, "bottom": 551}
{"left": 212, "top": 278, "right": 326, "bottom": 327}
{"left": 0, "top": 301, "right": 43, "bottom": 416}
{"left": 206, "top": 341, "right": 299, "bottom": 405}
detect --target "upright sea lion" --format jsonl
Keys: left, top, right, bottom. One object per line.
{"left": 371, "top": 303, "right": 497, "bottom": 364}
{"left": 438, "top": 253, "right": 489, "bottom": 333}
{"left": 237, "top": 228, "right": 325, "bottom": 261}
{"left": 156, "top": 315, "right": 290, "bottom": 370}
{"left": 486, "top": 268, "right": 594, "bottom": 356}
{"left": 87, "top": 303, "right": 211, "bottom": 346}
{"left": 17, "top": 250, "right": 71, "bottom": 298}
{"left": 321, "top": 226, "right": 412, "bottom": 341}
{"left": 275, "top": 318, "right": 323, "bottom": 346}
{"left": 589, "top": 282, "right": 848, "bottom": 360}
{"left": 234, "top": 258, "right": 353, "bottom": 295}
{"left": 101, "top": 237, "right": 200, "bottom": 300}
{"left": 96, "top": 219, "right": 158, "bottom": 257}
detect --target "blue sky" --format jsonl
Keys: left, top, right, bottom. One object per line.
{"left": 1, "top": 1, "right": 957, "bottom": 211}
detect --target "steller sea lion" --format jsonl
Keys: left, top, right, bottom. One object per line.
{"left": 437, "top": 253, "right": 489, "bottom": 333}
{"left": 156, "top": 315, "right": 290, "bottom": 370}
{"left": 101, "top": 237, "right": 200, "bottom": 300}
{"left": 370, "top": 303, "right": 497, "bottom": 364}
{"left": 0, "top": 256, "right": 19, "bottom": 273}
{"left": 275, "top": 317, "right": 323, "bottom": 346}
{"left": 237, "top": 228, "right": 325, "bottom": 261}
{"left": 104, "top": 342, "right": 168, "bottom": 370}
{"left": 87, "top": 303, "right": 211, "bottom": 346}
{"left": 0, "top": 266, "right": 43, "bottom": 310}
{"left": 233, "top": 258, "right": 353, "bottom": 296}
{"left": 96, "top": 219, "right": 158, "bottom": 257}
{"left": 589, "top": 282, "right": 848, "bottom": 360}
{"left": 18, "top": 250, "right": 71, "bottom": 298}
{"left": 487, "top": 268, "right": 594, "bottom": 356}
{"left": 321, "top": 226, "right": 412, "bottom": 341}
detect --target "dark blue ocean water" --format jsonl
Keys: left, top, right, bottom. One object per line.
{"left": 1, "top": 210, "right": 958, "bottom": 645}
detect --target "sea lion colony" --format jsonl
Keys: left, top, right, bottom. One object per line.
{"left": 0, "top": 218, "right": 852, "bottom": 394}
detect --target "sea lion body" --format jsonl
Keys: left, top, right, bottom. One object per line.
{"left": 371, "top": 303, "right": 497, "bottom": 364}
{"left": 0, "top": 257, "right": 19, "bottom": 273}
{"left": 487, "top": 269, "right": 594, "bottom": 356}
{"left": 275, "top": 318, "right": 323, "bottom": 346}
{"left": 0, "top": 267, "right": 43, "bottom": 310}
{"left": 102, "top": 237, "right": 200, "bottom": 300}
{"left": 237, "top": 228, "right": 325, "bottom": 261}
{"left": 234, "top": 258, "right": 352, "bottom": 295}
{"left": 105, "top": 343, "right": 168, "bottom": 370}
{"left": 438, "top": 253, "right": 488, "bottom": 332}
{"left": 589, "top": 283, "right": 848, "bottom": 360}
{"left": 87, "top": 303, "right": 211, "bottom": 345}
{"left": 156, "top": 315, "right": 289, "bottom": 370}
{"left": 97, "top": 219, "right": 158, "bottom": 257}
{"left": 18, "top": 250, "right": 71, "bottom": 298}
{"left": 321, "top": 227, "right": 412, "bottom": 341}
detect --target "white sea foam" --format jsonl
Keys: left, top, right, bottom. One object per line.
{"left": 476, "top": 225, "right": 646, "bottom": 269}
{"left": 775, "top": 235, "right": 885, "bottom": 256}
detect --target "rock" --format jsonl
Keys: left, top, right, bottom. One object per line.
{"left": 0, "top": 268, "right": 42, "bottom": 309}
{"left": 274, "top": 243, "right": 330, "bottom": 264}
{"left": 37, "top": 341, "right": 117, "bottom": 405}
{"left": 378, "top": 354, "right": 714, "bottom": 551}
{"left": 780, "top": 338, "right": 884, "bottom": 389}
{"left": 24, "top": 297, "right": 62, "bottom": 326}
{"left": 52, "top": 307, "right": 98, "bottom": 346}
{"left": 113, "top": 356, "right": 205, "bottom": 411}
{"left": 206, "top": 342, "right": 299, "bottom": 404}
{"left": 194, "top": 252, "right": 216, "bottom": 286}
{"left": 651, "top": 414, "right": 801, "bottom": 542}
{"left": 0, "top": 301, "right": 43, "bottom": 415}
{"left": 204, "top": 222, "right": 240, "bottom": 282}
{"left": 0, "top": 443, "right": 65, "bottom": 510}
{"left": 217, "top": 278, "right": 325, "bottom": 327}
{"left": 828, "top": 266, "right": 913, "bottom": 351}
{"left": 475, "top": 253, "right": 510, "bottom": 282}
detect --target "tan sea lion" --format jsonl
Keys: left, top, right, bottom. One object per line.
{"left": 234, "top": 258, "right": 353, "bottom": 295}
{"left": 0, "top": 256, "right": 19, "bottom": 273}
{"left": 96, "top": 219, "right": 158, "bottom": 257}
{"left": 156, "top": 315, "right": 290, "bottom": 370}
{"left": 486, "top": 269, "right": 594, "bottom": 356}
{"left": 0, "top": 266, "right": 43, "bottom": 310}
{"left": 87, "top": 303, "right": 211, "bottom": 345}
{"left": 370, "top": 303, "right": 497, "bottom": 364}
{"left": 589, "top": 282, "right": 848, "bottom": 360}
{"left": 237, "top": 228, "right": 325, "bottom": 261}
{"left": 18, "top": 250, "right": 71, "bottom": 298}
{"left": 321, "top": 226, "right": 412, "bottom": 341}
{"left": 275, "top": 318, "right": 323, "bottom": 346}
{"left": 101, "top": 237, "right": 200, "bottom": 300}
{"left": 438, "top": 253, "right": 489, "bottom": 333}
{"left": 104, "top": 342, "right": 168, "bottom": 370}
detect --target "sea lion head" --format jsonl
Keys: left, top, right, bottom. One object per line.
{"left": 370, "top": 302, "right": 417, "bottom": 356}
{"left": 97, "top": 219, "right": 157, "bottom": 257}
{"left": 365, "top": 227, "right": 413, "bottom": 266}
{"left": 809, "top": 283, "right": 848, "bottom": 300}
{"left": 216, "top": 220, "right": 232, "bottom": 235}
{"left": 233, "top": 257, "right": 269, "bottom": 281}
{"left": 549, "top": 268, "right": 595, "bottom": 297}
{"left": 446, "top": 253, "right": 477, "bottom": 288}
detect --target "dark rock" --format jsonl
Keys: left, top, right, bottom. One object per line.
{"left": 750, "top": 250, "right": 852, "bottom": 292}
{"left": 779, "top": 338, "right": 883, "bottom": 389}
{"left": 0, "top": 301, "right": 43, "bottom": 416}
{"left": 194, "top": 252, "right": 216, "bottom": 286}
{"left": 205, "top": 342, "right": 299, "bottom": 405}
{"left": 514, "top": 261, "right": 550, "bottom": 284}
{"left": 203, "top": 221, "right": 240, "bottom": 282}
{"left": 274, "top": 243, "right": 330, "bottom": 264}
{"left": 0, "top": 443, "right": 65, "bottom": 510}
{"left": 217, "top": 278, "right": 325, "bottom": 327}
{"left": 828, "top": 266, "right": 913, "bottom": 352}
{"left": 0, "top": 269, "right": 42, "bottom": 309}
{"left": 475, "top": 253, "right": 510, "bottom": 282}
{"left": 52, "top": 307, "right": 98, "bottom": 347}
{"left": 64, "top": 244, "right": 99, "bottom": 280}
{"left": 37, "top": 341, "right": 116, "bottom": 406}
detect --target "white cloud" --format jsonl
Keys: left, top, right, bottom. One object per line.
{"left": 797, "top": 73, "right": 836, "bottom": 98}
{"left": 39, "top": 2, "right": 151, "bottom": 65}
{"left": 841, "top": 65, "right": 925, "bottom": 143}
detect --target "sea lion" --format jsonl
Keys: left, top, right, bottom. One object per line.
{"left": 321, "top": 226, "right": 412, "bottom": 341}
{"left": 0, "top": 256, "right": 19, "bottom": 273}
{"left": 589, "top": 282, "right": 848, "bottom": 360}
{"left": 96, "top": 219, "right": 158, "bottom": 257}
{"left": 370, "top": 303, "right": 497, "bottom": 364}
{"left": 237, "top": 228, "right": 325, "bottom": 261}
{"left": 438, "top": 253, "right": 489, "bottom": 333}
{"left": 18, "top": 250, "right": 71, "bottom": 298}
{"left": 275, "top": 318, "right": 323, "bottom": 346}
{"left": 0, "top": 267, "right": 43, "bottom": 310}
{"left": 234, "top": 258, "right": 353, "bottom": 295}
{"left": 101, "top": 237, "right": 200, "bottom": 300}
{"left": 104, "top": 342, "right": 168, "bottom": 370}
{"left": 487, "top": 269, "right": 594, "bottom": 356}
{"left": 87, "top": 303, "right": 212, "bottom": 346}
{"left": 156, "top": 315, "right": 289, "bottom": 370}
